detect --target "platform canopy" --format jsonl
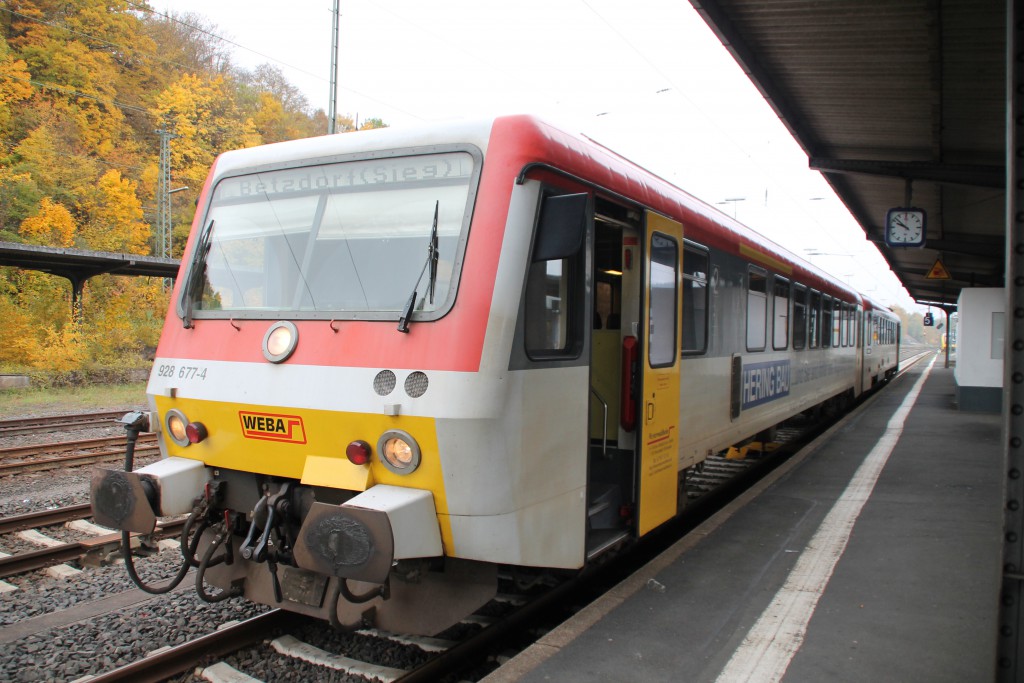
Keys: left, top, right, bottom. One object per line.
{"left": 0, "top": 241, "right": 180, "bottom": 281}
{"left": 689, "top": 0, "right": 1005, "bottom": 308}
{"left": 0, "top": 241, "right": 180, "bottom": 318}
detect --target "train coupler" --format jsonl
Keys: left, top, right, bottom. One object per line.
{"left": 294, "top": 485, "right": 443, "bottom": 585}
{"left": 90, "top": 457, "right": 209, "bottom": 534}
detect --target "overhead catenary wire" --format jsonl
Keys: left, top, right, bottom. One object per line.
{"left": 127, "top": 0, "right": 424, "bottom": 120}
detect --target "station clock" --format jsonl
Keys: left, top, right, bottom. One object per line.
{"left": 884, "top": 208, "right": 926, "bottom": 247}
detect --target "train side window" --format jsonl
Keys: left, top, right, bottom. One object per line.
{"left": 844, "top": 305, "right": 852, "bottom": 346}
{"left": 848, "top": 304, "right": 855, "bottom": 346}
{"left": 809, "top": 290, "right": 820, "bottom": 348}
{"left": 821, "top": 295, "right": 832, "bottom": 348}
{"left": 773, "top": 276, "right": 790, "bottom": 350}
{"left": 525, "top": 192, "right": 587, "bottom": 359}
{"left": 792, "top": 284, "right": 807, "bottom": 350}
{"left": 682, "top": 244, "right": 708, "bottom": 353}
{"left": 832, "top": 299, "right": 842, "bottom": 347}
{"left": 839, "top": 303, "right": 846, "bottom": 347}
{"left": 648, "top": 232, "right": 678, "bottom": 368}
{"left": 746, "top": 266, "right": 767, "bottom": 351}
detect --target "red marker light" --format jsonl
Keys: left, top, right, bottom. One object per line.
{"left": 346, "top": 440, "right": 371, "bottom": 465}
{"left": 185, "top": 422, "right": 208, "bottom": 444}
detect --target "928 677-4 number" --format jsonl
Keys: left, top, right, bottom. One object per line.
{"left": 178, "top": 366, "right": 207, "bottom": 380}
{"left": 156, "top": 364, "right": 207, "bottom": 380}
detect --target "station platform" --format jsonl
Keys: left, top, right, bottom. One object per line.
{"left": 486, "top": 354, "right": 1003, "bottom": 682}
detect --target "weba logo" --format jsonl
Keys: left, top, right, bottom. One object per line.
{"left": 239, "top": 411, "right": 306, "bottom": 444}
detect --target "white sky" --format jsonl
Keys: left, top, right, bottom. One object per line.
{"left": 154, "top": 0, "right": 919, "bottom": 311}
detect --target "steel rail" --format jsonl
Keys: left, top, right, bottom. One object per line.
{"left": 0, "top": 503, "right": 92, "bottom": 535}
{"left": 0, "top": 445, "right": 160, "bottom": 475}
{"left": 85, "top": 609, "right": 301, "bottom": 683}
{"left": 0, "top": 518, "right": 186, "bottom": 579}
{"left": 0, "top": 433, "right": 156, "bottom": 459}
{"left": 0, "top": 410, "right": 128, "bottom": 436}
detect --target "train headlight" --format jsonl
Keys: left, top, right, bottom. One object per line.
{"left": 263, "top": 321, "right": 298, "bottom": 363}
{"left": 165, "top": 409, "right": 190, "bottom": 447}
{"left": 377, "top": 430, "right": 420, "bottom": 474}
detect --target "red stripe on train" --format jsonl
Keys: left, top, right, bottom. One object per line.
{"left": 155, "top": 118, "right": 550, "bottom": 371}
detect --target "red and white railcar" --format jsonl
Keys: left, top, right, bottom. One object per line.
{"left": 92, "top": 115, "right": 900, "bottom": 634}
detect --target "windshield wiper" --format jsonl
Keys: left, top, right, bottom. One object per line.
{"left": 397, "top": 201, "right": 439, "bottom": 333}
{"left": 182, "top": 219, "right": 214, "bottom": 329}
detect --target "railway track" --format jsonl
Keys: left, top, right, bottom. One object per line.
{"left": 46, "top": 393, "right": 851, "bottom": 683}
{"left": 81, "top": 587, "right": 541, "bottom": 682}
{"left": 0, "top": 410, "right": 130, "bottom": 437}
{"left": 0, "top": 434, "right": 159, "bottom": 475}
{"left": 0, "top": 509, "right": 186, "bottom": 579}
{"left": 0, "top": 349, "right": 938, "bottom": 682}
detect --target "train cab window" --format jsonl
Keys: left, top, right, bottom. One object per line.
{"left": 746, "top": 266, "right": 767, "bottom": 351}
{"left": 773, "top": 276, "right": 790, "bottom": 350}
{"left": 682, "top": 243, "right": 709, "bottom": 353}
{"left": 792, "top": 284, "right": 807, "bottom": 350}
{"left": 648, "top": 232, "right": 678, "bottom": 367}
{"left": 809, "top": 290, "right": 821, "bottom": 348}
{"left": 525, "top": 192, "right": 587, "bottom": 358}
{"left": 832, "top": 299, "right": 842, "bottom": 347}
{"left": 188, "top": 150, "right": 479, "bottom": 322}
{"left": 821, "top": 295, "right": 832, "bottom": 348}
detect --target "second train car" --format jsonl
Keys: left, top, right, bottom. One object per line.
{"left": 92, "top": 115, "right": 901, "bottom": 635}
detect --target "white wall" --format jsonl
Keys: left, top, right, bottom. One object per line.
{"left": 955, "top": 288, "right": 1005, "bottom": 389}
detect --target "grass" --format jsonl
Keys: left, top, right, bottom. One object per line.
{"left": 0, "top": 381, "right": 148, "bottom": 417}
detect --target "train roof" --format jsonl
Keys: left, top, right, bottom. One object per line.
{"left": 487, "top": 116, "right": 863, "bottom": 303}
{"left": 208, "top": 114, "right": 865, "bottom": 304}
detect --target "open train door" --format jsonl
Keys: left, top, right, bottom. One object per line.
{"left": 637, "top": 212, "right": 682, "bottom": 536}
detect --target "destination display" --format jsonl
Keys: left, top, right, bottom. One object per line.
{"left": 216, "top": 152, "right": 474, "bottom": 200}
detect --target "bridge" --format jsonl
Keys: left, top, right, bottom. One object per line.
{"left": 0, "top": 241, "right": 180, "bottom": 319}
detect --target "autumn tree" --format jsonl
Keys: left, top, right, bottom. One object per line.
{"left": 78, "top": 169, "right": 150, "bottom": 254}
{"left": 360, "top": 117, "right": 388, "bottom": 130}
{"left": 0, "top": 36, "right": 33, "bottom": 138}
{"left": 151, "top": 73, "right": 260, "bottom": 188}
{"left": 19, "top": 196, "right": 75, "bottom": 246}
{"left": 0, "top": 1, "right": 387, "bottom": 377}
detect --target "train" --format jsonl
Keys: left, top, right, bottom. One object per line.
{"left": 90, "top": 115, "right": 901, "bottom": 635}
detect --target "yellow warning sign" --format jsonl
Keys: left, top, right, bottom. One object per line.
{"left": 926, "top": 259, "right": 951, "bottom": 280}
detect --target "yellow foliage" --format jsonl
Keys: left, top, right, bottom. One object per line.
{"left": 0, "top": 298, "right": 37, "bottom": 365}
{"left": 0, "top": 37, "right": 32, "bottom": 135}
{"left": 0, "top": 2, "right": 388, "bottom": 379}
{"left": 78, "top": 170, "right": 151, "bottom": 254}
{"left": 19, "top": 197, "right": 76, "bottom": 247}
{"left": 14, "top": 118, "right": 101, "bottom": 200}
{"left": 30, "top": 326, "right": 89, "bottom": 372}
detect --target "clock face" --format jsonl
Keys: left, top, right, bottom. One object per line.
{"left": 885, "top": 208, "right": 926, "bottom": 246}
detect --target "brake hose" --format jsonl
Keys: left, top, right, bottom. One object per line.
{"left": 195, "top": 523, "right": 240, "bottom": 603}
{"left": 119, "top": 422, "right": 194, "bottom": 594}
{"left": 328, "top": 577, "right": 389, "bottom": 630}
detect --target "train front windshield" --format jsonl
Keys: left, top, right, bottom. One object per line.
{"left": 186, "top": 151, "right": 475, "bottom": 319}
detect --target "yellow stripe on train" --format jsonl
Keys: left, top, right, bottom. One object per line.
{"left": 151, "top": 395, "right": 454, "bottom": 551}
